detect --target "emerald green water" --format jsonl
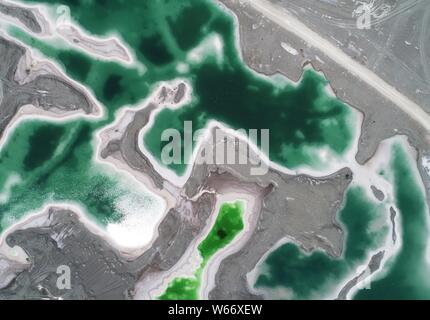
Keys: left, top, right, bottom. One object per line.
{"left": 354, "top": 144, "right": 430, "bottom": 299}
{"left": 0, "top": 0, "right": 427, "bottom": 301}
{"left": 159, "top": 201, "right": 244, "bottom": 300}
{"left": 0, "top": 119, "right": 158, "bottom": 229}
{"left": 255, "top": 186, "right": 388, "bottom": 299}
{"left": 13, "top": 0, "right": 354, "bottom": 171}
{"left": 254, "top": 142, "right": 430, "bottom": 300}
{"left": 0, "top": 0, "right": 356, "bottom": 231}
{"left": 144, "top": 66, "right": 352, "bottom": 174}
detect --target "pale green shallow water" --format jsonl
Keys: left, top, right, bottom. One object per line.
{"left": 254, "top": 142, "right": 430, "bottom": 300}
{"left": 354, "top": 144, "right": 430, "bottom": 300}
{"left": 159, "top": 201, "right": 244, "bottom": 300}
{"left": 0, "top": 0, "right": 427, "bottom": 299}
{"left": 1, "top": 0, "right": 355, "bottom": 228}
{"left": 255, "top": 186, "right": 388, "bottom": 299}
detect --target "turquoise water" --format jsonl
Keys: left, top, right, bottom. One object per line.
{"left": 0, "top": 119, "right": 159, "bottom": 230}
{"left": 254, "top": 142, "right": 430, "bottom": 300}
{"left": 12, "top": 0, "right": 355, "bottom": 172}
{"left": 159, "top": 201, "right": 245, "bottom": 300}
{"left": 2, "top": 0, "right": 428, "bottom": 300}
{"left": 255, "top": 186, "right": 388, "bottom": 299}
{"left": 354, "top": 144, "right": 430, "bottom": 299}
{"left": 0, "top": 0, "right": 356, "bottom": 230}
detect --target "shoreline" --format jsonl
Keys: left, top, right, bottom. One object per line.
{"left": 0, "top": 201, "right": 159, "bottom": 262}
{"left": 1, "top": 0, "right": 141, "bottom": 68}
{"left": 0, "top": 30, "right": 105, "bottom": 149}
{"left": 246, "top": 136, "right": 419, "bottom": 300}
{"left": 0, "top": 0, "right": 429, "bottom": 301}
{"left": 134, "top": 190, "right": 261, "bottom": 300}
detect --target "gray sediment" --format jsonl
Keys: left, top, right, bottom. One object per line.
{"left": 0, "top": 208, "right": 137, "bottom": 300}
{"left": 217, "top": 0, "right": 430, "bottom": 167}
{"left": 0, "top": 98, "right": 353, "bottom": 299}
{"left": 2, "top": 0, "right": 430, "bottom": 300}
{"left": 371, "top": 185, "right": 385, "bottom": 201}
{"left": 0, "top": 1, "right": 42, "bottom": 33}
{"left": 216, "top": 1, "right": 430, "bottom": 298}
{"left": 336, "top": 250, "right": 385, "bottom": 300}
{"left": 0, "top": 36, "right": 97, "bottom": 141}
{"left": 100, "top": 104, "right": 165, "bottom": 191}
{"left": 390, "top": 206, "right": 397, "bottom": 244}
{"left": 0, "top": 255, "right": 27, "bottom": 290}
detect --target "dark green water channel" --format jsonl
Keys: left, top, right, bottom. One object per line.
{"left": 254, "top": 142, "right": 430, "bottom": 300}
{"left": 0, "top": 0, "right": 356, "bottom": 229}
